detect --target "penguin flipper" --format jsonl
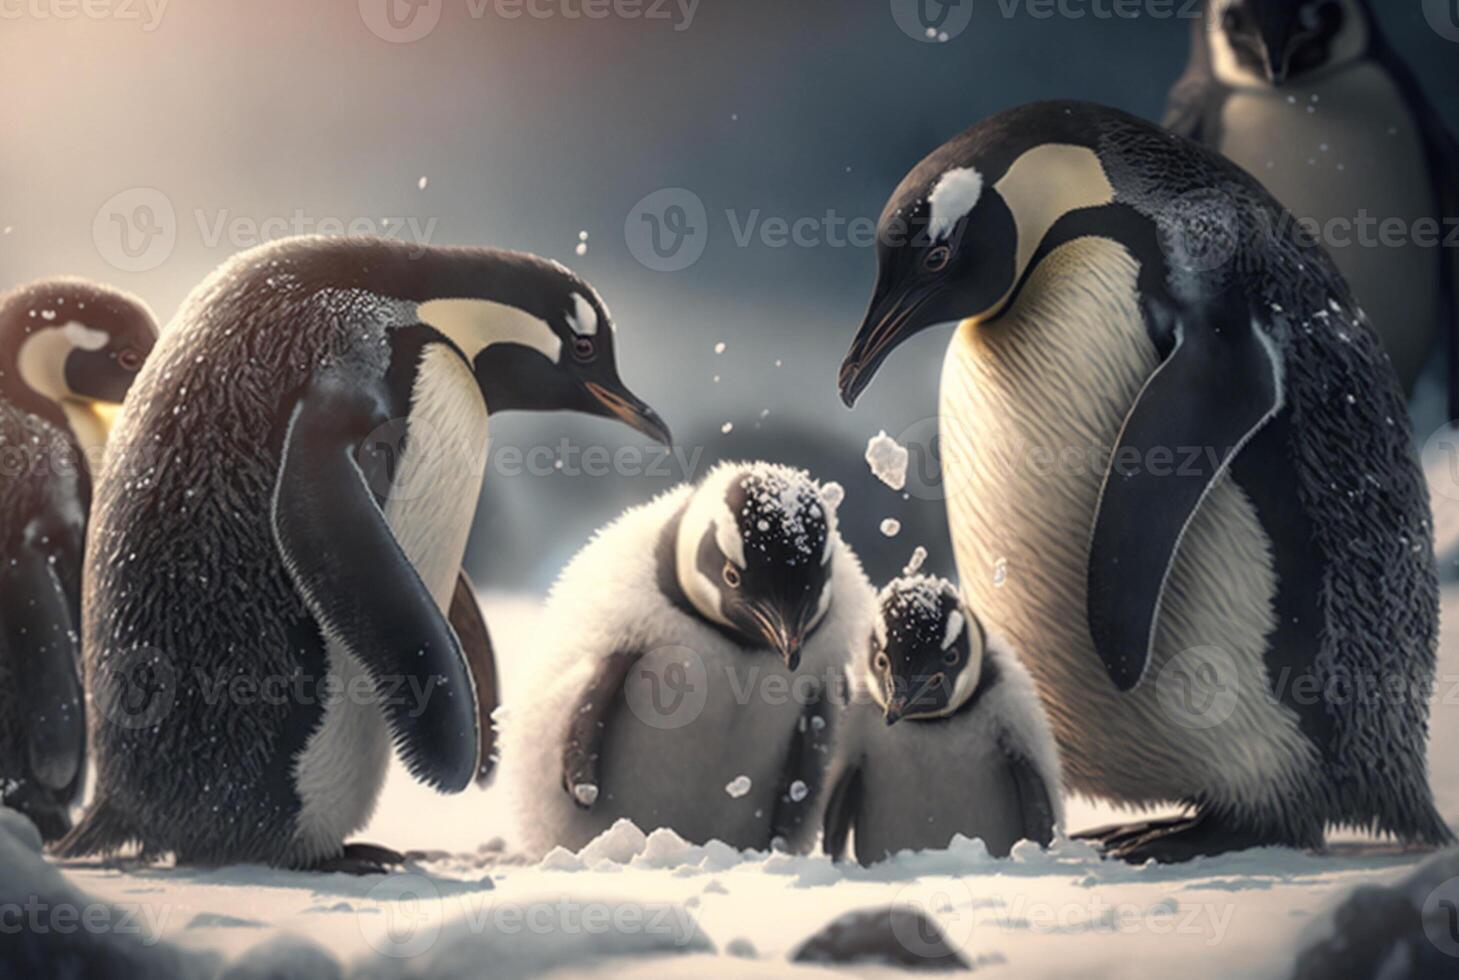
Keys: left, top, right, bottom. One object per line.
{"left": 820, "top": 761, "right": 863, "bottom": 864}
{"left": 0, "top": 547, "right": 84, "bottom": 795}
{"left": 770, "top": 690, "right": 834, "bottom": 853}
{"left": 561, "top": 650, "right": 639, "bottom": 809}
{"left": 1369, "top": 33, "right": 1459, "bottom": 418}
{"left": 1002, "top": 748, "right": 1056, "bottom": 850}
{"left": 273, "top": 375, "right": 480, "bottom": 793}
{"left": 1087, "top": 299, "right": 1282, "bottom": 691}
{"left": 449, "top": 570, "right": 500, "bottom": 786}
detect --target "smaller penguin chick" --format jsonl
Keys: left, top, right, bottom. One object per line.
{"left": 823, "top": 576, "right": 1063, "bottom": 864}
{"left": 867, "top": 575, "right": 983, "bottom": 725}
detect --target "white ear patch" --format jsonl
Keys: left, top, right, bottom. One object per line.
{"left": 62, "top": 320, "right": 110, "bottom": 351}
{"left": 417, "top": 298, "right": 562, "bottom": 364}
{"left": 566, "top": 293, "right": 598, "bottom": 337}
{"left": 928, "top": 167, "right": 984, "bottom": 242}
{"left": 715, "top": 505, "right": 747, "bottom": 569}
{"left": 942, "top": 609, "right": 965, "bottom": 651}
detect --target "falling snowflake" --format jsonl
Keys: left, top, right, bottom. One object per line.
{"left": 725, "top": 776, "right": 752, "bottom": 799}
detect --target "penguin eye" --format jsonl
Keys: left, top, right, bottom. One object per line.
{"left": 722, "top": 562, "right": 741, "bottom": 589}
{"left": 924, "top": 245, "right": 952, "bottom": 273}
{"left": 874, "top": 652, "right": 890, "bottom": 672}
{"left": 117, "top": 348, "right": 144, "bottom": 372}
{"left": 571, "top": 336, "right": 597, "bottom": 363}
{"left": 943, "top": 649, "right": 960, "bottom": 667}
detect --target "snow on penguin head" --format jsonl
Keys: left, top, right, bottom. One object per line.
{"left": 675, "top": 461, "right": 841, "bottom": 670}
{"left": 867, "top": 575, "right": 985, "bottom": 723}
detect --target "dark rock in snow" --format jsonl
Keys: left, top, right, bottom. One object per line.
{"left": 0, "top": 809, "right": 217, "bottom": 980}
{"left": 791, "top": 905, "right": 971, "bottom": 972}
{"left": 1291, "top": 847, "right": 1459, "bottom": 980}
{"left": 220, "top": 937, "right": 343, "bottom": 980}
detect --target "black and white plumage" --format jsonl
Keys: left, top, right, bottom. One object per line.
{"left": 499, "top": 462, "right": 876, "bottom": 857}
{"left": 0, "top": 279, "right": 156, "bottom": 842}
{"left": 1166, "top": 0, "right": 1459, "bottom": 408}
{"left": 838, "top": 100, "right": 1451, "bottom": 861}
{"left": 56, "top": 236, "right": 669, "bottom": 870}
{"left": 823, "top": 576, "right": 1061, "bottom": 865}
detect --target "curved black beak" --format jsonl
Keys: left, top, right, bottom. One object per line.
{"left": 746, "top": 603, "right": 807, "bottom": 671}
{"left": 883, "top": 698, "right": 906, "bottom": 727}
{"left": 838, "top": 284, "right": 935, "bottom": 408}
{"left": 585, "top": 381, "right": 673, "bottom": 446}
{"left": 1256, "top": 9, "right": 1298, "bottom": 85}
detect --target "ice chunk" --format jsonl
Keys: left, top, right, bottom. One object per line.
{"left": 789, "top": 780, "right": 809, "bottom": 803}
{"left": 903, "top": 546, "right": 928, "bottom": 576}
{"left": 725, "top": 775, "right": 752, "bottom": 799}
{"left": 865, "top": 431, "right": 909, "bottom": 491}
{"left": 880, "top": 518, "right": 901, "bottom": 537}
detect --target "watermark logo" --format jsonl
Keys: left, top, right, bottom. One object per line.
{"left": 891, "top": 0, "right": 973, "bottom": 42}
{"left": 1155, "top": 646, "right": 1239, "bottom": 730}
{"left": 93, "top": 646, "right": 178, "bottom": 731}
{"left": 363, "top": 874, "right": 445, "bottom": 958}
{"left": 1423, "top": 877, "right": 1459, "bottom": 957}
{"left": 625, "top": 188, "right": 709, "bottom": 272}
{"left": 1423, "top": 0, "right": 1459, "bottom": 42}
{"left": 623, "top": 646, "right": 709, "bottom": 730}
{"left": 360, "top": 0, "right": 443, "bottom": 42}
{"left": 0, "top": 0, "right": 170, "bottom": 31}
{"left": 1422, "top": 422, "right": 1459, "bottom": 502}
{"left": 891, "top": 878, "right": 977, "bottom": 959}
{"left": 93, "top": 188, "right": 176, "bottom": 273}
{"left": 1162, "top": 188, "right": 1240, "bottom": 274}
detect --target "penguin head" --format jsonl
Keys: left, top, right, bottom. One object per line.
{"left": 675, "top": 462, "right": 841, "bottom": 670}
{"left": 839, "top": 103, "right": 1116, "bottom": 406}
{"left": 1208, "top": 0, "right": 1366, "bottom": 86}
{"left": 412, "top": 249, "right": 671, "bottom": 444}
{"left": 0, "top": 279, "right": 157, "bottom": 408}
{"left": 867, "top": 576, "right": 984, "bottom": 725}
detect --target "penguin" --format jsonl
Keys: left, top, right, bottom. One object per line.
{"left": 1165, "top": 0, "right": 1459, "bottom": 410}
{"left": 822, "top": 575, "right": 1062, "bottom": 865}
{"left": 499, "top": 461, "right": 876, "bottom": 857}
{"left": 57, "top": 236, "right": 670, "bottom": 872}
{"left": 837, "top": 100, "right": 1452, "bottom": 862}
{"left": 0, "top": 279, "right": 157, "bottom": 841}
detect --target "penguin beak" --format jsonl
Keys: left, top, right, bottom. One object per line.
{"left": 584, "top": 382, "right": 673, "bottom": 446}
{"left": 746, "top": 603, "right": 806, "bottom": 671}
{"left": 1256, "top": 9, "right": 1298, "bottom": 85}
{"left": 883, "top": 699, "right": 906, "bottom": 727}
{"left": 839, "top": 284, "right": 936, "bottom": 408}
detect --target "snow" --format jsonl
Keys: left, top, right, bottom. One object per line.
{"left": 927, "top": 167, "right": 984, "bottom": 242}
{"left": 864, "top": 431, "right": 909, "bottom": 491}
{"left": 903, "top": 545, "right": 928, "bottom": 576}
{"left": 37, "top": 533, "right": 1459, "bottom": 978}
{"left": 725, "top": 776, "right": 753, "bottom": 799}
{"left": 879, "top": 518, "right": 901, "bottom": 537}
{"left": 943, "top": 609, "right": 965, "bottom": 651}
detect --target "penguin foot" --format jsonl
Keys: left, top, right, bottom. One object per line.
{"left": 1071, "top": 814, "right": 1193, "bottom": 848}
{"left": 1103, "top": 813, "right": 1277, "bottom": 864}
{"left": 305, "top": 843, "right": 408, "bottom": 875}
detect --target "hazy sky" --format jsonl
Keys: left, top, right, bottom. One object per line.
{"left": 3, "top": 1, "right": 1455, "bottom": 586}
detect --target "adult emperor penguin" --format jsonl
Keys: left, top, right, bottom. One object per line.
{"left": 822, "top": 576, "right": 1061, "bottom": 865}
{"left": 1165, "top": 0, "right": 1459, "bottom": 408}
{"left": 0, "top": 280, "right": 156, "bottom": 842}
{"left": 837, "top": 101, "right": 1452, "bottom": 862}
{"left": 499, "top": 461, "right": 876, "bottom": 857}
{"left": 57, "top": 236, "right": 670, "bottom": 872}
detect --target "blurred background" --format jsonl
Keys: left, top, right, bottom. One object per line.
{"left": 2, "top": 0, "right": 1456, "bottom": 590}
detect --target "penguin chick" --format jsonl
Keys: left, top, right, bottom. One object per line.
{"left": 498, "top": 461, "right": 876, "bottom": 858}
{"left": 1167, "top": 0, "right": 1459, "bottom": 408}
{"left": 57, "top": 236, "right": 668, "bottom": 871}
{"left": 0, "top": 279, "right": 157, "bottom": 841}
{"left": 823, "top": 576, "right": 1062, "bottom": 864}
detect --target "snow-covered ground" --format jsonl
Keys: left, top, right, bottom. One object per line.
{"left": 33, "top": 457, "right": 1459, "bottom": 977}
{"left": 42, "top": 568, "right": 1456, "bottom": 979}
